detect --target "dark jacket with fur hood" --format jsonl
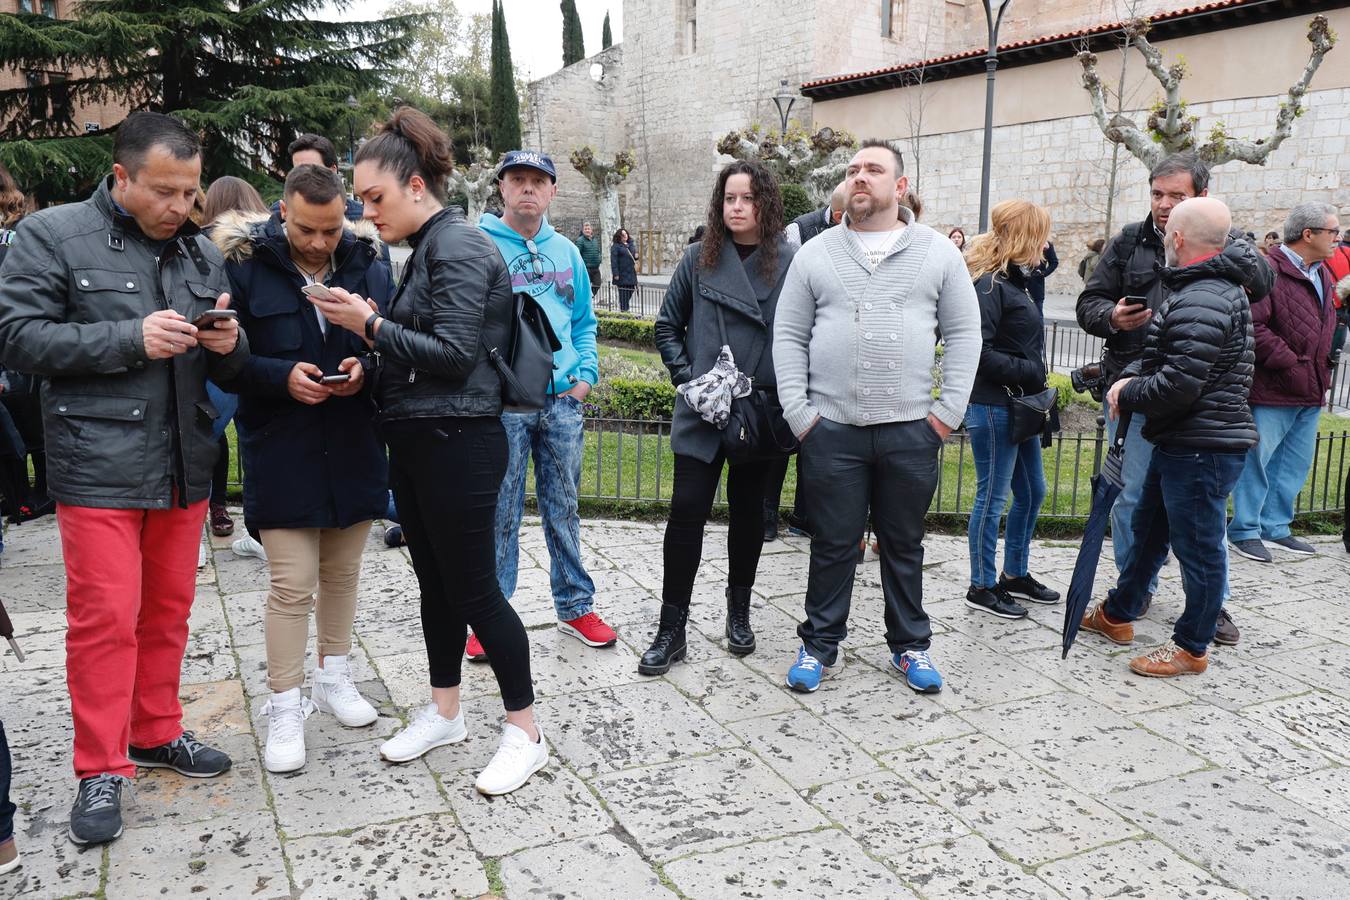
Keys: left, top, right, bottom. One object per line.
{"left": 212, "top": 210, "right": 394, "bottom": 530}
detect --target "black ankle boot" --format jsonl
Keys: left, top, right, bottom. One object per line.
{"left": 725, "top": 586, "right": 755, "bottom": 656}
{"left": 638, "top": 603, "right": 688, "bottom": 675}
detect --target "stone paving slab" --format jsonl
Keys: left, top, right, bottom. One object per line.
{"left": 2, "top": 515, "right": 1348, "bottom": 898}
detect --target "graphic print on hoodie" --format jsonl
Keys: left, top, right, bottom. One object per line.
{"left": 480, "top": 213, "right": 599, "bottom": 394}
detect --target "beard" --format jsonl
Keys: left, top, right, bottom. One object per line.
{"left": 849, "top": 191, "right": 888, "bottom": 225}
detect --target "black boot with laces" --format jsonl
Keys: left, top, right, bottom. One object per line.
{"left": 638, "top": 603, "right": 688, "bottom": 675}
{"left": 725, "top": 586, "right": 756, "bottom": 655}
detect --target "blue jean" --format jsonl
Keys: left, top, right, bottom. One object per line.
{"left": 495, "top": 395, "right": 594, "bottom": 620}
{"left": 1228, "top": 405, "right": 1321, "bottom": 543}
{"left": 1105, "top": 445, "right": 1246, "bottom": 655}
{"left": 1106, "top": 411, "right": 1159, "bottom": 596}
{"left": 0, "top": 719, "right": 14, "bottom": 844}
{"left": 964, "top": 403, "right": 1046, "bottom": 587}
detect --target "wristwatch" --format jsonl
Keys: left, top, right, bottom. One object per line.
{"left": 364, "top": 313, "right": 381, "bottom": 341}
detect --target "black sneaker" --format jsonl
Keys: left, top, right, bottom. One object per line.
{"left": 1229, "top": 539, "right": 1273, "bottom": 563}
{"left": 1213, "top": 608, "right": 1240, "bottom": 646}
{"left": 128, "top": 731, "right": 232, "bottom": 778}
{"left": 965, "top": 585, "right": 1028, "bottom": 620}
{"left": 69, "top": 774, "right": 129, "bottom": 846}
{"left": 998, "top": 573, "right": 1061, "bottom": 605}
{"left": 1267, "top": 535, "right": 1316, "bottom": 556}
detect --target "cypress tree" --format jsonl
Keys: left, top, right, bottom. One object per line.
{"left": 0, "top": 0, "right": 419, "bottom": 202}
{"left": 561, "top": 0, "right": 585, "bottom": 66}
{"left": 602, "top": 11, "right": 613, "bottom": 50}
{"left": 489, "top": 0, "right": 521, "bottom": 155}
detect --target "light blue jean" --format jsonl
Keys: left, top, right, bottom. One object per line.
{"left": 495, "top": 395, "right": 595, "bottom": 621}
{"left": 1228, "top": 405, "right": 1321, "bottom": 543}
{"left": 1107, "top": 411, "right": 1159, "bottom": 596}
{"left": 964, "top": 403, "right": 1047, "bottom": 588}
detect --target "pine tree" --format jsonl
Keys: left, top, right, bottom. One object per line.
{"left": 0, "top": 1, "right": 420, "bottom": 201}
{"left": 602, "top": 11, "right": 613, "bottom": 50}
{"left": 489, "top": 0, "right": 521, "bottom": 155}
{"left": 561, "top": 0, "right": 585, "bottom": 66}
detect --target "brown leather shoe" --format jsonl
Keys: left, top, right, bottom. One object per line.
{"left": 1129, "top": 641, "right": 1208, "bottom": 677}
{"left": 0, "top": 836, "right": 20, "bottom": 875}
{"left": 1081, "top": 602, "right": 1134, "bottom": 644}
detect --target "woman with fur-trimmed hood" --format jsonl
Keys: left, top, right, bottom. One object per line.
{"left": 210, "top": 164, "right": 396, "bottom": 775}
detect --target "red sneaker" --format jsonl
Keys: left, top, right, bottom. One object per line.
{"left": 558, "top": 612, "right": 617, "bottom": 648}
{"left": 465, "top": 633, "right": 487, "bottom": 661}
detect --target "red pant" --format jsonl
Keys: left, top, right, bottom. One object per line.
{"left": 57, "top": 500, "right": 206, "bottom": 780}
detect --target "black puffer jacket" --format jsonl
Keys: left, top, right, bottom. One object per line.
{"left": 371, "top": 207, "right": 513, "bottom": 420}
{"left": 1077, "top": 215, "right": 1272, "bottom": 382}
{"left": 1119, "top": 251, "right": 1257, "bottom": 451}
{"left": 969, "top": 266, "right": 1047, "bottom": 406}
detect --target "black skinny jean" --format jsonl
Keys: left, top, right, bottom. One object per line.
{"left": 663, "top": 451, "right": 771, "bottom": 608}
{"left": 0, "top": 719, "right": 14, "bottom": 844}
{"left": 383, "top": 416, "right": 534, "bottom": 711}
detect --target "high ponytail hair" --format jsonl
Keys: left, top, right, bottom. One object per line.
{"left": 354, "top": 106, "right": 454, "bottom": 202}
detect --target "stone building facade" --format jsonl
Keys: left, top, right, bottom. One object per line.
{"left": 524, "top": 0, "right": 1349, "bottom": 292}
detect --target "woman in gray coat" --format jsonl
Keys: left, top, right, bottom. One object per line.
{"left": 642, "top": 160, "right": 794, "bottom": 674}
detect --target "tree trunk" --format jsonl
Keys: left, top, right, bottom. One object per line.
{"left": 599, "top": 184, "right": 620, "bottom": 283}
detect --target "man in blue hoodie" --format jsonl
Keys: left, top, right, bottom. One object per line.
{"left": 478, "top": 151, "right": 617, "bottom": 654}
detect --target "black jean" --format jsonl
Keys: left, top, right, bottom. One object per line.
{"left": 763, "top": 454, "right": 807, "bottom": 528}
{"left": 618, "top": 285, "right": 635, "bottom": 312}
{"left": 210, "top": 434, "right": 229, "bottom": 504}
{"left": 663, "top": 451, "right": 771, "bottom": 608}
{"left": 798, "top": 418, "right": 941, "bottom": 665}
{"left": 384, "top": 416, "right": 534, "bottom": 711}
{"left": 0, "top": 719, "right": 14, "bottom": 844}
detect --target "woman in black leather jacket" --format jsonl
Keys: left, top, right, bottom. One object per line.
{"left": 640, "top": 160, "right": 794, "bottom": 675}
{"left": 312, "top": 108, "right": 546, "bottom": 797}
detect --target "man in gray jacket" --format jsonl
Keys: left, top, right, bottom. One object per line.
{"left": 773, "top": 140, "right": 980, "bottom": 694}
{"left": 0, "top": 112, "right": 249, "bottom": 846}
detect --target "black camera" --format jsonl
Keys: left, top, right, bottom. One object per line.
{"left": 1070, "top": 362, "right": 1107, "bottom": 402}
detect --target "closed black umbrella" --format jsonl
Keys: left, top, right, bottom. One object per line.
{"left": 1062, "top": 412, "right": 1132, "bottom": 658}
{"left": 0, "top": 596, "right": 24, "bottom": 662}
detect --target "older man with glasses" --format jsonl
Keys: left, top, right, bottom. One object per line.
{"left": 478, "top": 151, "right": 617, "bottom": 656}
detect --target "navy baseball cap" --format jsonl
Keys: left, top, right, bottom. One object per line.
{"left": 496, "top": 150, "right": 557, "bottom": 183}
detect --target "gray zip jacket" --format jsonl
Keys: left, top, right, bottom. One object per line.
{"left": 772, "top": 208, "right": 980, "bottom": 436}
{"left": 0, "top": 177, "right": 250, "bottom": 509}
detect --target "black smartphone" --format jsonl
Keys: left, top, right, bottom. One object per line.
{"left": 192, "top": 309, "right": 238, "bottom": 329}
{"left": 320, "top": 373, "right": 351, "bottom": 384}
{"left": 1122, "top": 295, "right": 1148, "bottom": 309}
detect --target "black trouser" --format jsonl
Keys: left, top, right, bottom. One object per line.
{"left": 618, "top": 285, "right": 635, "bottom": 313}
{"left": 586, "top": 267, "right": 600, "bottom": 299}
{"left": 1, "top": 392, "right": 44, "bottom": 498}
{"left": 798, "top": 418, "right": 941, "bottom": 665}
{"left": 210, "top": 434, "right": 229, "bottom": 504}
{"left": 0, "top": 719, "right": 14, "bottom": 844}
{"left": 384, "top": 416, "right": 534, "bottom": 711}
{"left": 763, "top": 455, "right": 807, "bottom": 529}
{"left": 663, "top": 451, "right": 771, "bottom": 608}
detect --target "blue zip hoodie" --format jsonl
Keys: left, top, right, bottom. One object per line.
{"left": 480, "top": 213, "right": 599, "bottom": 394}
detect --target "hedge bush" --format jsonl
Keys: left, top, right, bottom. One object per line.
{"left": 597, "top": 315, "right": 656, "bottom": 347}
{"left": 780, "top": 183, "right": 814, "bottom": 222}
{"left": 596, "top": 378, "right": 676, "bottom": 420}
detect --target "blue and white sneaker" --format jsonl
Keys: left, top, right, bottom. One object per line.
{"left": 892, "top": 650, "right": 943, "bottom": 693}
{"left": 786, "top": 647, "right": 829, "bottom": 693}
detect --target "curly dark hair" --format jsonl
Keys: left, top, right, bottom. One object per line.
{"left": 698, "top": 159, "right": 784, "bottom": 281}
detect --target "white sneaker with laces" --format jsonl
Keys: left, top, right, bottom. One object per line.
{"left": 261, "top": 688, "right": 314, "bottom": 773}
{"left": 232, "top": 535, "right": 267, "bottom": 560}
{"left": 379, "top": 704, "right": 466, "bottom": 763}
{"left": 474, "top": 723, "right": 548, "bottom": 796}
{"left": 310, "top": 655, "right": 378, "bottom": 727}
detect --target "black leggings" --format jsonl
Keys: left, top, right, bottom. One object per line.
{"left": 211, "top": 434, "right": 229, "bottom": 504}
{"left": 384, "top": 416, "right": 534, "bottom": 710}
{"left": 662, "top": 451, "right": 771, "bottom": 608}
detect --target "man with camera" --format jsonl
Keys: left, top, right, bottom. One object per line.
{"left": 1076, "top": 154, "right": 1271, "bottom": 644}
{"left": 212, "top": 164, "right": 394, "bottom": 774}
{"left": 0, "top": 112, "right": 249, "bottom": 845}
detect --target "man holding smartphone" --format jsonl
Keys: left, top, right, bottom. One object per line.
{"left": 211, "top": 164, "right": 395, "bottom": 773}
{"left": 0, "top": 112, "right": 249, "bottom": 845}
{"left": 1077, "top": 154, "right": 1272, "bottom": 645}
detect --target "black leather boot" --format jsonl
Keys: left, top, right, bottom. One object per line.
{"left": 725, "top": 586, "right": 755, "bottom": 656}
{"left": 762, "top": 499, "right": 779, "bottom": 543}
{"left": 638, "top": 603, "right": 688, "bottom": 675}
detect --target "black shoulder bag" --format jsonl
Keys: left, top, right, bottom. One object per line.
{"left": 714, "top": 303, "right": 798, "bottom": 463}
{"left": 484, "top": 291, "right": 563, "bottom": 413}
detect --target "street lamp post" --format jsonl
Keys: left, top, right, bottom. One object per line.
{"left": 345, "top": 95, "right": 358, "bottom": 166}
{"left": 978, "top": 0, "right": 1012, "bottom": 233}
{"left": 771, "top": 78, "right": 797, "bottom": 140}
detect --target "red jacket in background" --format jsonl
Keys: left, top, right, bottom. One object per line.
{"left": 1249, "top": 248, "right": 1337, "bottom": 407}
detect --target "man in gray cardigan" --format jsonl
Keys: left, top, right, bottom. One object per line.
{"left": 773, "top": 140, "right": 980, "bottom": 694}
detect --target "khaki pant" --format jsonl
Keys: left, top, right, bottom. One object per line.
{"left": 260, "top": 521, "right": 372, "bottom": 693}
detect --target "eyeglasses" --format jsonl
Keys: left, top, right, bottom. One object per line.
{"left": 1306, "top": 227, "right": 1339, "bottom": 235}
{"left": 524, "top": 238, "right": 544, "bottom": 278}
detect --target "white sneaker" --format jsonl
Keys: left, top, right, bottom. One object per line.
{"left": 261, "top": 688, "right": 314, "bottom": 773}
{"left": 379, "top": 704, "right": 466, "bottom": 763}
{"left": 232, "top": 535, "right": 267, "bottom": 560}
{"left": 474, "top": 723, "right": 548, "bottom": 796}
{"left": 310, "top": 655, "right": 377, "bottom": 727}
